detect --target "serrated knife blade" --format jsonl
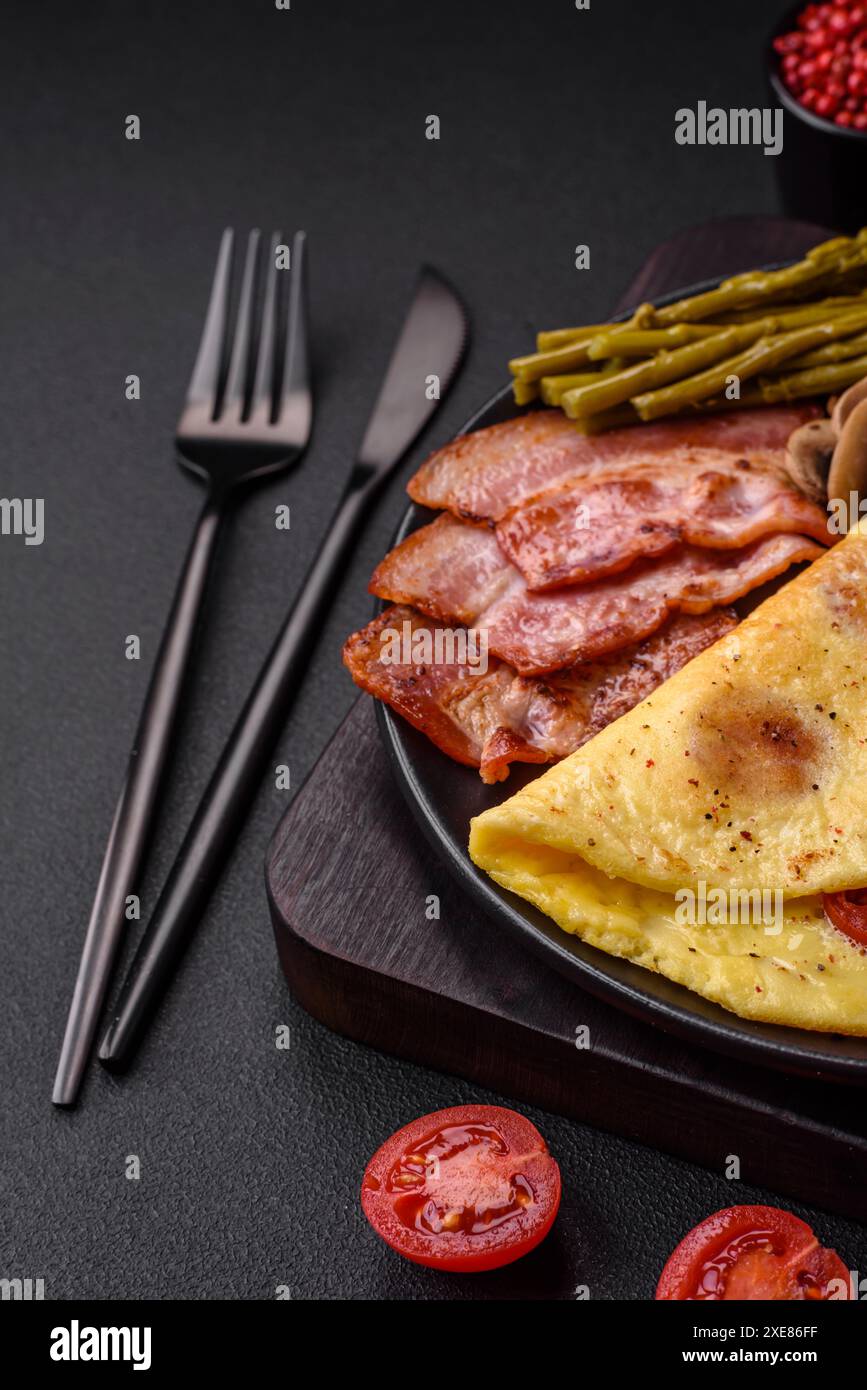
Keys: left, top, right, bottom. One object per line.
{"left": 357, "top": 265, "right": 469, "bottom": 472}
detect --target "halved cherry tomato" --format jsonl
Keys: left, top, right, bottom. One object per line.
{"left": 824, "top": 889, "right": 867, "bottom": 948}
{"left": 360, "top": 1104, "right": 561, "bottom": 1272}
{"left": 656, "top": 1205, "right": 851, "bottom": 1300}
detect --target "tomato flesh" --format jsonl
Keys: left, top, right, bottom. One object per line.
{"left": 361, "top": 1105, "right": 561, "bottom": 1272}
{"left": 824, "top": 888, "right": 867, "bottom": 948}
{"left": 657, "top": 1205, "right": 851, "bottom": 1301}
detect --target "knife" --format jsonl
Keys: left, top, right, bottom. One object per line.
{"left": 96, "top": 266, "right": 469, "bottom": 1073}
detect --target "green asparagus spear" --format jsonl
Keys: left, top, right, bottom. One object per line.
{"left": 780, "top": 330, "right": 867, "bottom": 370}
{"left": 631, "top": 311, "right": 867, "bottom": 421}
{"left": 696, "top": 297, "right": 867, "bottom": 334}
{"left": 536, "top": 290, "right": 867, "bottom": 371}
{"left": 755, "top": 353, "right": 867, "bottom": 403}
{"left": 513, "top": 324, "right": 648, "bottom": 381}
{"left": 653, "top": 244, "right": 867, "bottom": 326}
{"left": 535, "top": 325, "right": 607, "bottom": 352}
{"left": 539, "top": 286, "right": 867, "bottom": 358}
{"left": 535, "top": 304, "right": 655, "bottom": 353}
{"left": 713, "top": 292, "right": 867, "bottom": 325}
{"left": 749, "top": 297, "right": 867, "bottom": 330}
{"left": 510, "top": 336, "right": 601, "bottom": 381}
{"left": 540, "top": 364, "right": 624, "bottom": 405}
{"left": 590, "top": 300, "right": 867, "bottom": 367}
{"left": 576, "top": 390, "right": 779, "bottom": 433}
{"left": 514, "top": 363, "right": 623, "bottom": 405}
{"left": 561, "top": 322, "right": 770, "bottom": 419}
{"left": 807, "top": 234, "right": 859, "bottom": 259}
{"left": 512, "top": 378, "right": 540, "bottom": 405}
{"left": 586, "top": 324, "right": 723, "bottom": 359}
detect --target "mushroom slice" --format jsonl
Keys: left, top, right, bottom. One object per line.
{"left": 828, "top": 394, "right": 867, "bottom": 514}
{"left": 785, "top": 418, "right": 836, "bottom": 505}
{"left": 831, "top": 375, "right": 867, "bottom": 435}
{"left": 828, "top": 395, "right": 867, "bottom": 507}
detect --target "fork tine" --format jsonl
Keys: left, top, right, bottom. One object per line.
{"left": 249, "top": 230, "right": 281, "bottom": 424}
{"left": 185, "top": 228, "right": 234, "bottom": 412}
{"left": 222, "top": 229, "right": 261, "bottom": 419}
{"left": 277, "top": 231, "right": 312, "bottom": 444}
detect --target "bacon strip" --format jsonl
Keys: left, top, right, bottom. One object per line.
{"left": 344, "top": 605, "right": 739, "bottom": 782}
{"left": 369, "top": 514, "right": 823, "bottom": 675}
{"left": 496, "top": 462, "right": 832, "bottom": 590}
{"left": 408, "top": 405, "right": 820, "bottom": 524}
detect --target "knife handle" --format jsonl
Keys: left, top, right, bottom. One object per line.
{"left": 98, "top": 473, "right": 378, "bottom": 1066}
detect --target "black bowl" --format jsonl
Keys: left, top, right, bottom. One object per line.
{"left": 767, "top": 3, "right": 867, "bottom": 231}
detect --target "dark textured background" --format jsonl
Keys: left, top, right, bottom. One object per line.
{"left": 3, "top": 0, "right": 865, "bottom": 1301}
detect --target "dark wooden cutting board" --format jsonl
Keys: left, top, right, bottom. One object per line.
{"left": 267, "top": 217, "right": 867, "bottom": 1225}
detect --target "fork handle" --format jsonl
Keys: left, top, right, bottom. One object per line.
{"left": 53, "top": 493, "right": 225, "bottom": 1104}
{"left": 98, "top": 473, "right": 379, "bottom": 1067}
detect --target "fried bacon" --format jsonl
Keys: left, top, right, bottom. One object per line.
{"left": 369, "top": 514, "right": 823, "bottom": 675}
{"left": 343, "top": 605, "right": 739, "bottom": 782}
{"left": 407, "top": 405, "right": 820, "bottom": 524}
{"left": 352, "top": 402, "right": 831, "bottom": 774}
{"left": 495, "top": 462, "right": 832, "bottom": 590}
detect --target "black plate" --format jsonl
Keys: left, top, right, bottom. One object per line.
{"left": 376, "top": 277, "right": 867, "bottom": 1084}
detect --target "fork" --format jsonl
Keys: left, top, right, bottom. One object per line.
{"left": 52, "top": 228, "right": 312, "bottom": 1106}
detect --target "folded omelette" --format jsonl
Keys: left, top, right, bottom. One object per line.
{"left": 470, "top": 518, "right": 867, "bottom": 1035}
